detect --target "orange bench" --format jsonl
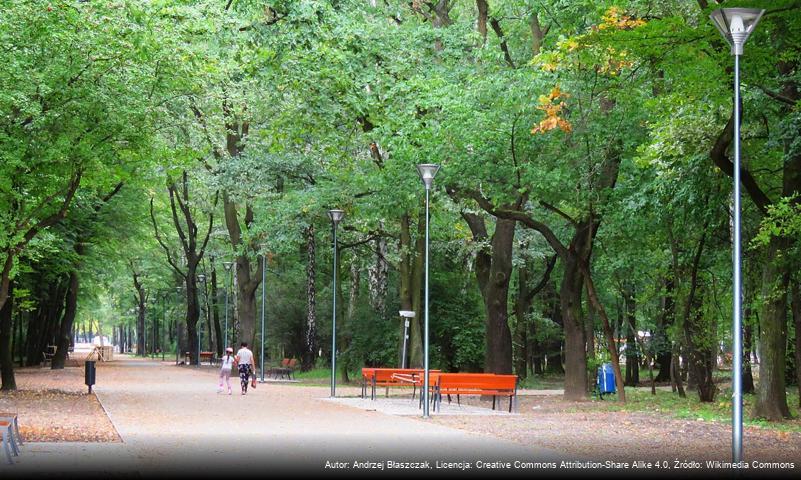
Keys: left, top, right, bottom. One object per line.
{"left": 361, "top": 368, "right": 441, "bottom": 400}
{"left": 433, "top": 373, "right": 518, "bottom": 413}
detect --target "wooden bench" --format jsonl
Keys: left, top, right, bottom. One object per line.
{"left": 185, "top": 351, "right": 215, "bottom": 365}
{"left": 361, "top": 368, "right": 441, "bottom": 400}
{"left": 268, "top": 358, "right": 298, "bottom": 380}
{"left": 433, "top": 373, "right": 518, "bottom": 413}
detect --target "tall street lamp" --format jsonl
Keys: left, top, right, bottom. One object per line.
{"left": 327, "top": 209, "right": 345, "bottom": 397}
{"left": 711, "top": 7, "right": 764, "bottom": 464}
{"left": 223, "top": 261, "right": 233, "bottom": 350}
{"left": 417, "top": 163, "right": 440, "bottom": 418}
{"left": 259, "top": 245, "right": 268, "bottom": 383}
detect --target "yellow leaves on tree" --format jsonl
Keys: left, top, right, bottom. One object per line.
{"left": 531, "top": 86, "right": 572, "bottom": 135}
{"left": 597, "top": 6, "right": 646, "bottom": 31}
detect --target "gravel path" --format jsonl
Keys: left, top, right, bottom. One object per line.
{"left": 3, "top": 356, "right": 562, "bottom": 476}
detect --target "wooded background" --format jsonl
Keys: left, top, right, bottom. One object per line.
{"left": 1, "top": 0, "right": 799, "bottom": 421}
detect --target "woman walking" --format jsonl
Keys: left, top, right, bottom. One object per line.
{"left": 218, "top": 347, "right": 235, "bottom": 395}
{"left": 235, "top": 342, "right": 255, "bottom": 395}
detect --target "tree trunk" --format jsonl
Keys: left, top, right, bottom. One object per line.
{"left": 624, "top": 284, "right": 639, "bottom": 387}
{"left": 743, "top": 310, "right": 756, "bottom": 394}
{"left": 0, "top": 282, "right": 15, "bottom": 390}
{"left": 792, "top": 281, "right": 801, "bottom": 407}
{"left": 302, "top": 224, "right": 317, "bottom": 371}
{"left": 185, "top": 268, "right": 200, "bottom": 366}
{"left": 483, "top": 218, "right": 515, "bottom": 374}
{"left": 135, "top": 283, "right": 146, "bottom": 357}
{"left": 542, "top": 282, "right": 564, "bottom": 374}
{"left": 514, "top": 265, "right": 531, "bottom": 379}
{"left": 399, "top": 212, "right": 425, "bottom": 369}
{"left": 367, "top": 235, "right": 388, "bottom": 318}
{"left": 654, "top": 276, "right": 674, "bottom": 382}
{"left": 561, "top": 253, "right": 587, "bottom": 400}
{"left": 753, "top": 240, "right": 791, "bottom": 419}
{"left": 342, "top": 262, "right": 360, "bottom": 383}
{"left": 52, "top": 268, "right": 79, "bottom": 369}
{"left": 211, "top": 266, "right": 223, "bottom": 356}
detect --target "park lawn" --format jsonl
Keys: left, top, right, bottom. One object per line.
{"left": 287, "top": 367, "right": 361, "bottom": 385}
{"left": 518, "top": 374, "right": 566, "bottom": 390}
{"left": 591, "top": 387, "right": 801, "bottom": 433}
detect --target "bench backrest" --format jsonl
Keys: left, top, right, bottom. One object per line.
{"left": 436, "top": 373, "right": 517, "bottom": 393}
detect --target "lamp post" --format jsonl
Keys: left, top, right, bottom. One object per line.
{"left": 223, "top": 262, "right": 233, "bottom": 350}
{"left": 259, "top": 246, "right": 267, "bottom": 383}
{"left": 327, "top": 209, "right": 345, "bottom": 397}
{"left": 197, "top": 274, "right": 206, "bottom": 367}
{"left": 710, "top": 7, "right": 764, "bottom": 464}
{"left": 417, "top": 163, "right": 440, "bottom": 418}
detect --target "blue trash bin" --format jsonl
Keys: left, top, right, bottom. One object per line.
{"left": 597, "top": 363, "right": 616, "bottom": 396}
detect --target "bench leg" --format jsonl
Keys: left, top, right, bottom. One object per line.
{"left": 2, "top": 428, "right": 12, "bottom": 465}
{"left": 14, "top": 417, "right": 22, "bottom": 446}
{"left": 9, "top": 427, "right": 18, "bottom": 456}
{"left": 509, "top": 396, "right": 513, "bottom": 413}
{"left": 492, "top": 396, "right": 496, "bottom": 410}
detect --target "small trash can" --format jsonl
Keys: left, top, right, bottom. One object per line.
{"left": 85, "top": 360, "right": 96, "bottom": 394}
{"left": 597, "top": 363, "right": 616, "bottom": 395}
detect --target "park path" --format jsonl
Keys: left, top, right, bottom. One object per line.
{"left": 7, "top": 356, "right": 563, "bottom": 476}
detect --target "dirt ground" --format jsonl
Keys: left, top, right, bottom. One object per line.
{"left": 0, "top": 365, "right": 120, "bottom": 443}
{"left": 430, "top": 394, "right": 801, "bottom": 463}
{"left": 2, "top": 358, "right": 800, "bottom": 467}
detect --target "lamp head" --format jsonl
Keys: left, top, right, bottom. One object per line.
{"left": 198, "top": 274, "right": 206, "bottom": 283}
{"left": 328, "top": 209, "right": 345, "bottom": 225}
{"left": 223, "top": 261, "right": 233, "bottom": 271}
{"left": 399, "top": 310, "right": 416, "bottom": 318}
{"left": 710, "top": 8, "right": 764, "bottom": 55}
{"left": 416, "top": 164, "right": 440, "bottom": 189}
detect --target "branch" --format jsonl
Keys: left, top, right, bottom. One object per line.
{"left": 756, "top": 84, "right": 798, "bottom": 106}
{"left": 489, "top": 17, "right": 516, "bottom": 68}
{"left": 524, "top": 254, "right": 558, "bottom": 303}
{"left": 448, "top": 185, "right": 569, "bottom": 259}
{"left": 150, "top": 197, "right": 186, "bottom": 279}
{"left": 710, "top": 111, "right": 771, "bottom": 215}
{"left": 539, "top": 201, "right": 578, "bottom": 227}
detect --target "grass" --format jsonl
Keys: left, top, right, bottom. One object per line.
{"left": 518, "top": 373, "right": 566, "bottom": 390}
{"left": 288, "top": 367, "right": 361, "bottom": 385}
{"left": 593, "top": 387, "right": 801, "bottom": 433}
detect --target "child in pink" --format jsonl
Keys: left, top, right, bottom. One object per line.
{"left": 218, "top": 347, "right": 236, "bottom": 395}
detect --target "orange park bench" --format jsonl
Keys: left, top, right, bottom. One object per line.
{"left": 361, "top": 368, "right": 441, "bottom": 400}
{"left": 269, "top": 358, "right": 298, "bottom": 380}
{"left": 433, "top": 373, "right": 518, "bottom": 413}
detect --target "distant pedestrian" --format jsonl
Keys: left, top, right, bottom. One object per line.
{"left": 235, "top": 342, "right": 255, "bottom": 395}
{"left": 218, "top": 347, "right": 235, "bottom": 395}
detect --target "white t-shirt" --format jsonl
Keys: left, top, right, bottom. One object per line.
{"left": 220, "top": 355, "right": 235, "bottom": 370}
{"left": 236, "top": 348, "right": 254, "bottom": 365}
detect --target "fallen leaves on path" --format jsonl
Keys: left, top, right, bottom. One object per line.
{"left": 0, "top": 367, "right": 120, "bottom": 443}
